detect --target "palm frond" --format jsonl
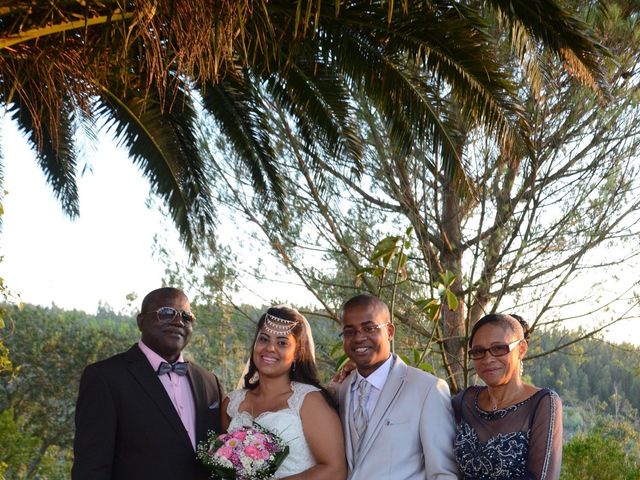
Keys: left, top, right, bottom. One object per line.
{"left": 8, "top": 96, "right": 80, "bottom": 217}
{"left": 307, "top": 2, "right": 523, "bottom": 192}
{"left": 264, "top": 56, "right": 364, "bottom": 171}
{"left": 200, "top": 70, "right": 283, "bottom": 202}
{"left": 488, "top": 0, "right": 612, "bottom": 99}
{"left": 95, "top": 79, "right": 216, "bottom": 255}
{"left": 0, "top": 0, "right": 615, "bottom": 245}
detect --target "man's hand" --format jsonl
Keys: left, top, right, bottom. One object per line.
{"left": 331, "top": 360, "right": 357, "bottom": 383}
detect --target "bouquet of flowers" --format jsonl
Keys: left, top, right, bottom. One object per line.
{"left": 197, "top": 423, "right": 289, "bottom": 480}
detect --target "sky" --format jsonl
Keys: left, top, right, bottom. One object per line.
{"left": 0, "top": 115, "right": 314, "bottom": 314}
{"left": 0, "top": 115, "right": 186, "bottom": 313}
{"left": 0, "top": 114, "right": 638, "bottom": 345}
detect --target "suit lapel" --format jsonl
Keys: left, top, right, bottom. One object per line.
{"left": 356, "top": 355, "right": 407, "bottom": 465}
{"left": 125, "top": 345, "right": 193, "bottom": 448}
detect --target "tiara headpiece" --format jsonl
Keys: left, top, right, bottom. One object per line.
{"left": 263, "top": 312, "right": 298, "bottom": 336}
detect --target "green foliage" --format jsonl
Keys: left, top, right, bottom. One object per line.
{"left": 0, "top": 408, "right": 40, "bottom": 478}
{"left": 0, "top": 304, "right": 138, "bottom": 478}
{"left": 399, "top": 347, "right": 435, "bottom": 374}
{"left": 5, "top": 0, "right": 612, "bottom": 250}
{"left": 0, "top": 408, "right": 72, "bottom": 479}
{"left": 0, "top": 275, "right": 13, "bottom": 375}
{"left": 0, "top": 321, "right": 11, "bottom": 374}
{"left": 561, "top": 421, "right": 640, "bottom": 480}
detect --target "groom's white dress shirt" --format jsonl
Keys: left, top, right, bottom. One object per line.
{"left": 350, "top": 355, "right": 393, "bottom": 416}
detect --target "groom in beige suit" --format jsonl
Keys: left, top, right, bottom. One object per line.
{"left": 337, "top": 294, "right": 458, "bottom": 480}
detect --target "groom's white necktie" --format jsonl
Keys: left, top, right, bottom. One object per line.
{"left": 351, "top": 379, "right": 372, "bottom": 451}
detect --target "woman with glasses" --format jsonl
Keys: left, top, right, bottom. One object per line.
{"left": 221, "top": 305, "right": 347, "bottom": 479}
{"left": 452, "top": 313, "right": 563, "bottom": 480}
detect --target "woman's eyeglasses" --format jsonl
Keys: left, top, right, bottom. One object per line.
{"left": 468, "top": 338, "right": 523, "bottom": 360}
{"left": 340, "top": 322, "right": 390, "bottom": 339}
{"left": 148, "top": 307, "right": 196, "bottom": 324}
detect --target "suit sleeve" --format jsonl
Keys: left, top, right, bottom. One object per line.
{"left": 72, "top": 364, "right": 117, "bottom": 480}
{"left": 419, "top": 377, "right": 460, "bottom": 480}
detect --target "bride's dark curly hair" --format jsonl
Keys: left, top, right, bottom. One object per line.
{"left": 243, "top": 305, "right": 336, "bottom": 408}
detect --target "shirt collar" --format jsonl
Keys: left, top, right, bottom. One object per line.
{"left": 138, "top": 340, "right": 185, "bottom": 372}
{"left": 351, "top": 354, "right": 394, "bottom": 392}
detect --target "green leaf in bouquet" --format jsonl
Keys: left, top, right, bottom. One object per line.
{"left": 272, "top": 445, "right": 290, "bottom": 472}
{"left": 210, "top": 465, "right": 235, "bottom": 479}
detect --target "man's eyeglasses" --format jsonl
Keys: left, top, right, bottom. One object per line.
{"left": 147, "top": 307, "right": 196, "bottom": 325}
{"left": 340, "top": 322, "right": 390, "bottom": 339}
{"left": 468, "top": 339, "right": 523, "bottom": 360}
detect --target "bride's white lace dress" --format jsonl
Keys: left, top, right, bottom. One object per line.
{"left": 226, "top": 381, "right": 319, "bottom": 478}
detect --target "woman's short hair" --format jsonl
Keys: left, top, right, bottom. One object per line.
{"left": 469, "top": 313, "right": 531, "bottom": 347}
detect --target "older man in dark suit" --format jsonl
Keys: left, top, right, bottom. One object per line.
{"left": 72, "top": 287, "right": 223, "bottom": 480}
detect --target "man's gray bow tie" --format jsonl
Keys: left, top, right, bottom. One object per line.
{"left": 157, "top": 361, "right": 189, "bottom": 376}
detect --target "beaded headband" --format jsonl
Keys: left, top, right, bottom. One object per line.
{"left": 263, "top": 312, "right": 298, "bottom": 336}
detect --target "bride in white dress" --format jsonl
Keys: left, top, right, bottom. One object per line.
{"left": 221, "top": 305, "right": 346, "bottom": 480}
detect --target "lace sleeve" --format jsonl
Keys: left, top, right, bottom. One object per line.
{"left": 226, "top": 388, "right": 248, "bottom": 418}
{"left": 288, "top": 382, "right": 321, "bottom": 415}
{"left": 526, "top": 390, "right": 563, "bottom": 480}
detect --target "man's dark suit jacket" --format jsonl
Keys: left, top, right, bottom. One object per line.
{"left": 72, "top": 344, "right": 223, "bottom": 480}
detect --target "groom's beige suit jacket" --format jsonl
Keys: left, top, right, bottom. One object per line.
{"left": 338, "top": 355, "right": 458, "bottom": 480}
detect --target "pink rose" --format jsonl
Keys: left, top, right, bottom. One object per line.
{"left": 232, "top": 430, "right": 248, "bottom": 441}
{"left": 244, "top": 445, "right": 269, "bottom": 460}
{"left": 216, "top": 446, "right": 233, "bottom": 459}
{"left": 218, "top": 433, "right": 228, "bottom": 441}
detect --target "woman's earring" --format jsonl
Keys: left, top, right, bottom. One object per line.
{"left": 520, "top": 360, "right": 524, "bottom": 377}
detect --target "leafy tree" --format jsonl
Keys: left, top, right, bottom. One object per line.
{"left": 0, "top": 1, "right": 611, "bottom": 252}
{"left": 181, "top": 0, "right": 640, "bottom": 390}
{"left": 0, "top": 408, "right": 41, "bottom": 478}
{"left": 0, "top": 203, "right": 14, "bottom": 376}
